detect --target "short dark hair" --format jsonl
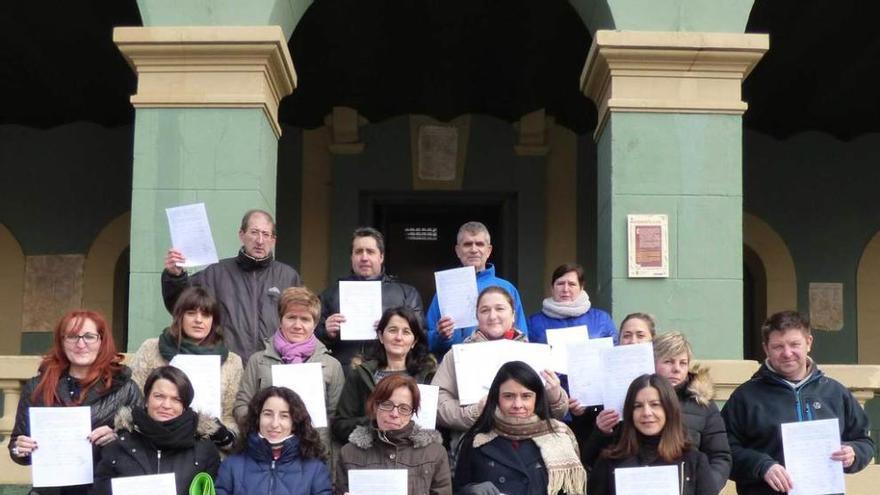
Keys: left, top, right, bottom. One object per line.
{"left": 550, "top": 263, "right": 585, "bottom": 287}
{"left": 144, "top": 366, "right": 195, "bottom": 408}
{"left": 170, "top": 287, "right": 223, "bottom": 346}
{"left": 352, "top": 227, "right": 385, "bottom": 254}
{"left": 242, "top": 386, "right": 325, "bottom": 460}
{"left": 366, "top": 374, "right": 421, "bottom": 418}
{"left": 239, "top": 209, "right": 276, "bottom": 236}
{"left": 466, "top": 361, "right": 552, "bottom": 436}
{"left": 762, "top": 310, "right": 811, "bottom": 344}
{"left": 367, "top": 306, "right": 432, "bottom": 375}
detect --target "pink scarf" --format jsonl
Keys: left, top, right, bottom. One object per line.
{"left": 273, "top": 330, "right": 318, "bottom": 364}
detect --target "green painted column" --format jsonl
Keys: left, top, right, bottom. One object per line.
{"left": 116, "top": 2, "right": 307, "bottom": 349}
{"left": 582, "top": 30, "right": 767, "bottom": 358}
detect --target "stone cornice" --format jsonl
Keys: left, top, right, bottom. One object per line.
{"left": 581, "top": 30, "right": 768, "bottom": 139}
{"left": 113, "top": 26, "right": 296, "bottom": 138}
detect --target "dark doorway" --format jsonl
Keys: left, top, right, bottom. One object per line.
{"left": 743, "top": 245, "right": 767, "bottom": 360}
{"left": 113, "top": 247, "right": 130, "bottom": 350}
{"left": 365, "top": 192, "right": 518, "bottom": 306}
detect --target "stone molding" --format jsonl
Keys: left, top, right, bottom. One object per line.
{"left": 581, "top": 30, "right": 769, "bottom": 138}
{"left": 113, "top": 26, "right": 296, "bottom": 138}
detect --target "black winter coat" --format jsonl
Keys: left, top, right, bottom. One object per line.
{"left": 316, "top": 272, "right": 423, "bottom": 369}
{"left": 721, "top": 362, "right": 874, "bottom": 495}
{"left": 91, "top": 408, "right": 220, "bottom": 495}
{"left": 588, "top": 445, "right": 715, "bottom": 495}
{"left": 454, "top": 435, "right": 551, "bottom": 495}
{"left": 162, "top": 250, "right": 302, "bottom": 361}
{"left": 8, "top": 367, "right": 143, "bottom": 495}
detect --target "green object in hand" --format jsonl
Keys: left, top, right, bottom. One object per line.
{"left": 189, "top": 472, "right": 216, "bottom": 495}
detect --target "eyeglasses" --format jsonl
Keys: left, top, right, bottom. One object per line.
{"left": 64, "top": 333, "right": 101, "bottom": 345}
{"left": 246, "top": 229, "right": 275, "bottom": 240}
{"left": 376, "top": 400, "right": 413, "bottom": 416}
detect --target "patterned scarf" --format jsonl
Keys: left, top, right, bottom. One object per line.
{"left": 473, "top": 409, "right": 586, "bottom": 495}
{"left": 273, "top": 330, "right": 318, "bottom": 364}
{"left": 541, "top": 290, "right": 591, "bottom": 319}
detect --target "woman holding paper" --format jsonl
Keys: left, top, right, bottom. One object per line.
{"left": 587, "top": 374, "right": 715, "bottom": 495}
{"left": 92, "top": 366, "right": 221, "bottom": 495}
{"left": 454, "top": 361, "right": 586, "bottom": 495}
{"left": 8, "top": 310, "right": 142, "bottom": 493}
{"left": 234, "top": 286, "right": 345, "bottom": 456}
{"left": 332, "top": 307, "right": 436, "bottom": 443}
{"left": 129, "top": 286, "right": 242, "bottom": 449}
{"left": 215, "top": 386, "right": 331, "bottom": 495}
{"left": 432, "top": 286, "right": 568, "bottom": 435}
{"left": 336, "top": 374, "right": 451, "bottom": 495}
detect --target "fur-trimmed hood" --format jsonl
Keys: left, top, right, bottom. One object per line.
{"left": 684, "top": 365, "right": 715, "bottom": 407}
{"left": 348, "top": 423, "right": 442, "bottom": 450}
{"left": 113, "top": 406, "right": 219, "bottom": 439}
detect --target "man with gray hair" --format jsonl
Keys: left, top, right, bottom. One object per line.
{"left": 316, "top": 226, "right": 423, "bottom": 370}
{"left": 425, "top": 221, "right": 527, "bottom": 355}
{"left": 162, "top": 209, "right": 302, "bottom": 360}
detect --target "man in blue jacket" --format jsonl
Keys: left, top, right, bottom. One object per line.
{"left": 721, "top": 310, "right": 874, "bottom": 495}
{"left": 426, "top": 221, "right": 527, "bottom": 355}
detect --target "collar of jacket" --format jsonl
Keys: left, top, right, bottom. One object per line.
{"left": 348, "top": 422, "right": 441, "bottom": 450}
{"left": 755, "top": 359, "right": 823, "bottom": 389}
{"left": 113, "top": 406, "right": 218, "bottom": 438}
{"left": 679, "top": 366, "right": 715, "bottom": 407}
{"left": 475, "top": 263, "right": 497, "bottom": 279}
{"left": 246, "top": 432, "right": 301, "bottom": 463}
{"left": 236, "top": 247, "right": 274, "bottom": 271}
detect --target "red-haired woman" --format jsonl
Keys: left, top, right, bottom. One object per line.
{"left": 7, "top": 310, "right": 142, "bottom": 494}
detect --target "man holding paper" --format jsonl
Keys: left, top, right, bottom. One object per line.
{"left": 426, "top": 221, "right": 527, "bottom": 355}
{"left": 317, "top": 227, "right": 423, "bottom": 370}
{"left": 722, "top": 311, "right": 873, "bottom": 494}
{"left": 162, "top": 209, "right": 302, "bottom": 360}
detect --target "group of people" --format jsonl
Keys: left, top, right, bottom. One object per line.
{"left": 6, "top": 209, "right": 875, "bottom": 495}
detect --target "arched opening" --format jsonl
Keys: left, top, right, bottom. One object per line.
{"left": 743, "top": 245, "right": 767, "bottom": 360}
{"left": 857, "top": 230, "right": 880, "bottom": 363}
{"left": 0, "top": 224, "right": 25, "bottom": 354}
{"left": 83, "top": 212, "right": 130, "bottom": 346}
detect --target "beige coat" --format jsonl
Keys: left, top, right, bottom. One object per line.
{"left": 234, "top": 338, "right": 344, "bottom": 454}
{"left": 128, "top": 338, "right": 242, "bottom": 437}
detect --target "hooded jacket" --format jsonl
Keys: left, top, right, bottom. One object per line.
{"left": 233, "top": 338, "right": 344, "bottom": 455}
{"left": 337, "top": 423, "right": 451, "bottom": 495}
{"left": 316, "top": 272, "right": 424, "bottom": 369}
{"left": 161, "top": 250, "right": 302, "bottom": 361}
{"left": 332, "top": 358, "right": 437, "bottom": 444}
{"left": 91, "top": 407, "right": 221, "bottom": 495}
{"left": 721, "top": 361, "right": 874, "bottom": 495}
{"left": 425, "top": 264, "right": 529, "bottom": 355}
{"left": 215, "top": 433, "right": 332, "bottom": 495}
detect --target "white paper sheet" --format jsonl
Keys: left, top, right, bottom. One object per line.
{"left": 599, "top": 342, "right": 655, "bottom": 414}
{"left": 29, "top": 406, "right": 93, "bottom": 487}
{"left": 169, "top": 354, "right": 222, "bottom": 418}
{"left": 566, "top": 337, "right": 614, "bottom": 406}
{"left": 434, "top": 267, "right": 479, "bottom": 329}
{"left": 271, "top": 362, "right": 328, "bottom": 427}
{"left": 349, "top": 469, "right": 408, "bottom": 495}
{"left": 614, "top": 465, "right": 679, "bottom": 495}
{"left": 339, "top": 280, "right": 383, "bottom": 341}
{"left": 452, "top": 340, "right": 553, "bottom": 405}
{"left": 111, "top": 472, "right": 176, "bottom": 495}
{"left": 545, "top": 325, "right": 589, "bottom": 374}
{"left": 413, "top": 384, "right": 440, "bottom": 430}
{"left": 781, "top": 418, "right": 845, "bottom": 495}
{"left": 165, "top": 203, "right": 219, "bottom": 268}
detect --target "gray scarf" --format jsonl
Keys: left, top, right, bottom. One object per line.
{"left": 541, "top": 291, "right": 591, "bottom": 319}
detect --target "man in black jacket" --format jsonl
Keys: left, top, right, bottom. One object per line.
{"left": 317, "top": 227, "right": 423, "bottom": 371}
{"left": 721, "top": 310, "right": 874, "bottom": 494}
{"left": 162, "top": 209, "right": 302, "bottom": 360}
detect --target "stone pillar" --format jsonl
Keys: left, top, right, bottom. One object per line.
{"left": 582, "top": 31, "right": 767, "bottom": 358}
{"left": 114, "top": 26, "right": 296, "bottom": 348}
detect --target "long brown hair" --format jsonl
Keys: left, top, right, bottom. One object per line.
{"left": 241, "top": 386, "right": 326, "bottom": 461}
{"left": 32, "top": 310, "right": 124, "bottom": 406}
{"left": 602, "top": 374, "right": 690, "bottom": 462}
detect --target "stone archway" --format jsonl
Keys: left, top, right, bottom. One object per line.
{"left": 857, "top": 230, "right": 880, "bottom": 364}
{"left": 743, "top": 212, "right": 797, "bottom": 317}
{"left": 82, "top": 212, "right": 130, "bottom": 345}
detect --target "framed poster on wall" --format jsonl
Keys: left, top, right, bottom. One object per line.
{"left": 627, "top": 214, "right": 669, "bottom": 278}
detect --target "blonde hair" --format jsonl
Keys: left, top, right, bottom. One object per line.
{"left": 278, "top": 286, "right": 321, "bottom": 322}
{"left": 652, "top": 331, "right": 693, "bottom": 364}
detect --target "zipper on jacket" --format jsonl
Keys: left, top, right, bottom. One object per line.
{"left": 268, "top": 459, "right": 276, "bottom": 495}
{"left": 157, "top": 449, "right": 162, "bottom": 472}
{"left": 679, "top": 461, "right": 685, "bottom": 495}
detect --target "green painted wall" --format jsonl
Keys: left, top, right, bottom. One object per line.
{"left": 743, "top": 130, "right": 880, "bottom": 364}
{"left": 136, "top": 0, "right": 312, "bottom": 39}
{"left": 570, "top": 0, "right": 754, "bottom": 34}
{"left": 127, "top": 108, "right": 278, "bottom": 350}
{"left": 324, "top": 115, "right": 548, "bottom": 315}
{"left": 0, "top": 123, "right": 132, "bottom": 254}
{"left": 596, "top": 112, "right": 744, "bottom": 359}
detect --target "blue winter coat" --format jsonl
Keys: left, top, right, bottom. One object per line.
{"left": 215, "top": 434, "right": 332, "bottom": 495}
{"left": 527, "top": 308, "right": 617, "bottom": 345}
{"left": 426, "top": 263, "right": 528, "bottom": 354}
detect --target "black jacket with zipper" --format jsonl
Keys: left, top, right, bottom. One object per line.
{"left": 588, "top": 445, "right": 714, "bottom": 495}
